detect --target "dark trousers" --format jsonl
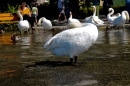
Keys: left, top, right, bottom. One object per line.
{"left": 65, "top": 7, "right": 70, "bottom": 19}
{"left": 23, "top": 14, "right": 35, "bottom": 27}
{"left": 103, "top": 6, "right": 111, "bottom": 17}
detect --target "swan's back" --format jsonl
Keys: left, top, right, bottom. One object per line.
{"left": 113, "top": 11, "right": 126, "bottom": 26}
{"left": 18, "top": 20, "right": 29, "bottom": 31}
{"left": 44, "top": 23, "right": 98, "bottom": 58}
{"left": 42, "top": 19, "right": 52, "bottom": 30}
{"left": 68, "top": 18, "right": 80, "bottom": 23}
{"left": 67, "top": 22, "right": 82, "bottom": 29}
{"left": 107, "top": 14, "right": 118, "bottom": 23}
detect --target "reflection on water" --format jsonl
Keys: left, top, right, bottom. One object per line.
{"left": 96, "top": 28, "right": 130, "bottom": 45}
{"left": 0, "top": 27, "right": 130, "bottom": 85}
{"left": 0, "top": 34, "right": 13, "bottom": 45}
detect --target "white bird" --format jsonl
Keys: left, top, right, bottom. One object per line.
{"left": 107, "top": 8, "right": 121, "bottom": 24}
{"left": 106, "top": 8, "right": 121, "bottom": 29}
{"left": 37, "top": 17, "right": 52, "bottom": 32}
{"left": 17, "top": 11, "right": 30, "bottom": 34}
{"left": 85, "top": 6, "right": 104, "bottom": 26}
{"left": 67, "top": 12, "right": 81, "bottom": 29}
{"left": 11, "top": 32, "right": 21, "bottom": 42}
{"left": 124, "top": 11, "right": 129, "bottom": 23}
{"left": 68, "top": 12, "right": 81, "bottom": 23}
{"left": 112, "top": 10, "right": 129, "bottom": 28}
{"left": 44, "top": 23, "right": 98, "bottom": 65}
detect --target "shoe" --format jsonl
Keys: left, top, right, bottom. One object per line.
{"left": 64, "top": 20, "right": 67, "bottom": 22}
{"left": 54, "top": 20, "right": 59, "bottom": 22}
{"left": 32, "top": 27, "right": 35, "bottom": 30}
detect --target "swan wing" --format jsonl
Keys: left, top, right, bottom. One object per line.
{"left": 112, "top": 16, "right": 122, "bottom": 26}
{"left": 44, "top": 24, "right": 98, "bottom": 57}
{"left": 43, "top": 19, "right": 52, "bottom": 30}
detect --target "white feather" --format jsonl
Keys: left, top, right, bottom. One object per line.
{"left": 67, "top": 12, "right": 81, "bottom": 29}
{"left": 112, "top": 10, "right": 129, "bottom": 27}
{"left": 37, "top": 17, "right": 52, "bottom": 30}
{"left": 85, "top": 6, "right": 104, "bottom": 26}
{"left": 44, "top": 23, "right": 98, "bottom": 59}
{"left": 17, "top": 11, "right": 30, "bottom": 33}
{"left": 107, "top": 8, "right": 121, "bottom": 24}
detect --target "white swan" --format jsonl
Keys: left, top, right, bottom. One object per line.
{"left": 11, "top": 32, "right": 21, "bottom": 42}
{"left": 67, "top": 12, "right": 81, "bottom": 29}
{"left": 37, "top": 17, "right": 52, "bottom": 32}
{"left": 106, "top": 8, "right": 121, "bottom": 29}
{"left": 112, "top": 10, "right": 129, "bottom": 28}
{"left": 44, "top": 23, "right": 98, "bottom": 65}
{"left": 124, "top": 11, "right": 129, "bottom": 22}
{"left": 68, "top": 12, "right": 80, "bottom": 23}
{"left": 85, "top": 6, "right": 104, "bottom": 26}
{"left": 17, "top": 11, "right": 30, "bottom": 34}
{"left": 107, "top": 8, "right": 121, "bottom": 24}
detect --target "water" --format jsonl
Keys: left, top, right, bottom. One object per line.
{"left": 0, "top": 27, "right": 130, "bottom": 86}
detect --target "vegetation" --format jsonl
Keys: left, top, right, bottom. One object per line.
{"left": 6, "top": 4, "right": 19, "bottom": 13}
{"left": 0, "top": 4, "right": 19, "bottom": 30}
{"left": 0, "top": 0, "right": 127, "bottom": 30}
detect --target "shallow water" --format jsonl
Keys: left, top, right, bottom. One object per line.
{"left": 0, "top": 27, "right": 130, "bottom": 86}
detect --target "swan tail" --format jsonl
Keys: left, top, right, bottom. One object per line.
{"left": 44, "top": 37, "right": 55, "bottom": 50}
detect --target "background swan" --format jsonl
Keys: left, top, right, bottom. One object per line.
{"left": 67, "top": 12, "right": 81, "bottom": 29}
{"left": 107, "top": 8, "right": 121, "bottom": 24}
{"left": 85, "top": 6, "right": 104, "bottom": 26}
{"left": 112, "top": 10, "right": 129, "bottom": 28}
{"left": 37, "top": 17, "right": 52, "bottom": 32}
{"left": 67, "top": 12, "right": 81, "bottom": 24}
{"left": 124, "top": 11, "right": 129, "bottom": 22}
{"left": 44, "top": 23, "right": 98, "bottom": 65}
{"left": 106, "top": 8, "right": 121, "bottom": 29}
{"left": 17, "top": 11, "right": 30, "bottom": 34}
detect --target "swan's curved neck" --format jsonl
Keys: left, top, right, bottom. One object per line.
{"left": 93, "top": 7, "right": 96, "bottom": 16}
{"left": 37, "top": 17, "right": 44, "bottom": 25}
{"left": 110, "top": 9, "right": 114, "bottom": 16}
{"left": 17, "top": 11, "right": 23, "bottom": 21}
{"left": 70, "top": 13, "right": 72, "bottom": 19}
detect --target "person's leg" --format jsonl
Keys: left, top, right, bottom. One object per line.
{"left": 63, "top": 13, "right": 67, "bottom": 21}
{"left": 35, "top": 15, "right": 37, "bottom": 24}
{"left": 23, "top": 15, "right": 35, "bottom": 33}
{"left": 65, "top": 8, "right": 70, "bottom": 19}
{"left": 58, "top": 8, "right": 62, "bottom": 21}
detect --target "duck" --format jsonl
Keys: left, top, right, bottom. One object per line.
{"left": 44, "top": 23, "right": 98, "bottom": 65}
{"left": 112, "top": 10, "right": 129, "bottom": 28}
{"left": 11, "top": 32, "right": 21, "bottom": 42}
{"left": 85, "top": 6, "right": 104, "bottom": 26}
{"left": 67, "top": 12, "right": 81, "bottom": 29}
{"left": 37, "top": 17, "right": 52, "bottom": 32}
{"left": 17, "top": 10, "right": 30, "bottom": 34}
